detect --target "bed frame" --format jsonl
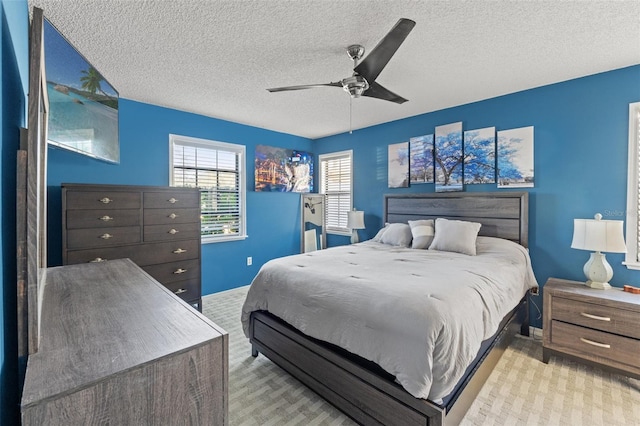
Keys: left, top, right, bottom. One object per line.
{"left": 249, "top": 192, "right": 530, "bottom": 425}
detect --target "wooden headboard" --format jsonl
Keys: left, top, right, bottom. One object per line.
{"left": 384, "top": 192, "right": 529, "bottom": 248}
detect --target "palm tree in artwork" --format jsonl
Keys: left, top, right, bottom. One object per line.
{"left": 80, "top": 67, "right": 105, "bottom": 96}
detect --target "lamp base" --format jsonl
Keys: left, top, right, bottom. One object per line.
{"left": 350, "top": 229, "right": 359, "bottom": 244}
{"left": 585, "top": 280, "right": 612, "bottom": 290}
{"left": 583, "top": 251, "right": 613, "bottom": 290}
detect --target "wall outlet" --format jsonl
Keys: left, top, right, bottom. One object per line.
{"left": 247, "top": 256, "right": 252, "bottom": 266}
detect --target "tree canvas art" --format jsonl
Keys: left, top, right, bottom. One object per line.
{"left": 463, "top": 127, "right": 496, "bottom": 184}
{"left": 435, "top": 122, "right": 463, "bottom": 192}
{"left": 497, "top": 126, "right": 534, "bottom": 188}
{"left": 409, "top": 134, "right": 434, "bottom": 184}
{"left": 388, "top": 142, "right": 409, "bottom": 188}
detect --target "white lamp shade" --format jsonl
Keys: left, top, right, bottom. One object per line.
{"left": 571, "top": 214, "right": 627, "bottom": 253}
{"left": 347, "top": 210, "right": 365, "bottom": 230}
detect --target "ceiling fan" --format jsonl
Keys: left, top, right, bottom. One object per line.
{"left": 267, "top": 18, "right": 416, "bottom": 104}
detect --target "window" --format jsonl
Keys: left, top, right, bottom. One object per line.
{"left": 170, "top": 134, "right": 246, "bottom": 243}
{"left": 625, "top": 102, "right": 640, "bottom": 269}
{"left": 319, "top": 150, "right": 353, "bottom": 235}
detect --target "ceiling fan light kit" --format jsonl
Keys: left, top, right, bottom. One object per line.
{"left": 267, "top": 18, "right": 416, "bottom": 105}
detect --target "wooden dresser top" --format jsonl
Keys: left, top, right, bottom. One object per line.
{"left": 22, "top": 259, "right": 225, "bottom": 407}
{"left": 545, "top": 278, "right": 640, "bottom": 312}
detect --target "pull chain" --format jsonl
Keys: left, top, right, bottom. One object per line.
{"left": 349, "top": 96, "right": 353, "bottom": 134}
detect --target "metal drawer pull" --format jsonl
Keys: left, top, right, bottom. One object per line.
{"left": 173, "top": 248, "right": 187, "bottom": 254}
{"left": 100, "top": 215, "right": 113, "bottom": 221}
{"left": 100, "top": 197, "right": 113, "bottom": 204}
{"left": 580, "top": 312, "right": 611, "bottom": 322}
{"left": 169, "top": 228, "right": 179, "bottom": 234}
{"left": 169, "top": 213, "right": 178, "bottom": 219}
{"left": 100, "top": 233, "right": 113, "bottom": 239}
{"left": 174, "top": 288, "right": 187, "bottom": 295}
{"left": 90, "top": 257, "right": 106, "bottom": 263}
{"left": 580, "top": 337, "right": 611, "bottom": 349}
{"left": 168, "top": 198, "right": 178, "bottom": 204}
{"left": 173, "top": 268, "right": 187, "bottom": 274}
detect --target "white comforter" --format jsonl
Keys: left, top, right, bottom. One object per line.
{"left": 241, "top": 237, "right": 538, "bottom": 401}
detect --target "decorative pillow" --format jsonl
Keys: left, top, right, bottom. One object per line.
{"left": 429, "top": 218, "right": 482, "bottom": 255}
{"left": 379, "top": 223, "right": 413, "bottom": 247}
{"left": 408, "top": 219, "right": 435, "bottom": 249}
{"left": 371, "top": 224, "right": 389, "bottom": 242}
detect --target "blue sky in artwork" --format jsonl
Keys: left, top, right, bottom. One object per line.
{"left": 44, "top": 19, "right": 118, "bottom": 97}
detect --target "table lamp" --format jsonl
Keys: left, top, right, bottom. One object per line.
{"left": 571, "top": 213, "right": 627, "bottom": 289}
{"left": 347, "top": 210, "right": 365, "bottom": 244}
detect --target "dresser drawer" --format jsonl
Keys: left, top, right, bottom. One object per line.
{"left": 65, "top": 191, "right": 141, "bottom": 210}
{"left": 144, "top": 222, "right": 201, "bottom": 242}
{"left": 66, "top": 209, "right": 140, "bottom": 229}
{"left": 553, "top": 296, "right": 640, "bottom": 339}
{"left": 551, "top": 320, "right": 640, "bottom": 368}
{"left": 67, "top": 226, "right": 141, "bottom": 250}
{"left": 163, "top": 279, "right": 201, "bottom": 303}
{"left": 142, "top": 259, "right": 200, "bottom": 284}
{"left": 144, "top": 191, "right": 200, "bottom": 209}
{"left": 65, "top": 239, "right": 199, "bottom": 266}
{"left": 143, "top": 208, "right": 200, "bottom": 226}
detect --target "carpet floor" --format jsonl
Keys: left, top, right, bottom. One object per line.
{"left": 202, "top": 286, "right": 640, "bottom": 425}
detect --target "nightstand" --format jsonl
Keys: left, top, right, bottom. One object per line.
{"left": 542, "top": 278, "right": 640, "bottom": 379}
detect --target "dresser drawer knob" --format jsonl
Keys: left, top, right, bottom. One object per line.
{"left": 580, "top": 312, "right": 611, "bottom": 322}
{"left": 173, "top": 268, "right": 187, "bottom": 274}
{"left": 169, "top": 213, "right": 178, "bottom": 219}
{"left": 168, "top": 198, "right": 178, "bottom": 204}
{"left": 174, "top": 288, "right": 187, "bottom": 295}
{"left": 579, "top": 337, "right": 611, "bottom": 349}
{"left": 100, "top": 215, "right": 114, "bottom": 222}
{"left": 100, "top": 233, "right": 113, "bottom": 239}
{"left": 90, "top": 257, "right": 106, "bottom": 263}
{"left": 99, "top": 197, "right": 113, "bottom": 204}
{"left": 169, "top": 228, "right": 179, "bottom": 235}
{"left": 173, "top": 248, "right": 187, "bottom": 254}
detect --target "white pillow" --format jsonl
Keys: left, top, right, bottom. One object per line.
{"left": 371, "top": 224, "right": 389, "bottom": 242}
{"left": 408, "top": 219, "right": 435, "bottom": 249}
{"left": 429, "top": 218, "right": 482, "bottom": 255}
{"left": 379, "top": 223, "right": 412, "bottom": 247}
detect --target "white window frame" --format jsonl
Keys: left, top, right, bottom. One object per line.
{"left": 169, "top": 134, "right": 247, "bottom": 244}
{"left": 319, "top": 150, "right": 353, "bottom": 236}
{"left": 624, "top": 102, "right": 640, "bottom": 269}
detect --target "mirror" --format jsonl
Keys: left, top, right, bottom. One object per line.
{"left": 301, "top": 194, "right": 325, "bottom": 252}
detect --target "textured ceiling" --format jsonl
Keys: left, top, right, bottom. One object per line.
{"left": 28, "top": 0, "right": 640, "bottom": 139}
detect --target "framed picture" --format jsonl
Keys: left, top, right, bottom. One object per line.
{"left": 255, "top": 145, "right": 314, "bottom": 192}
{"left": 497, "top": 126, "right": 534, "bottom": 188}
{"left": 463, "top": 127, "right": 496, "bottom": 184}
{"left": 388, "top": 142, "right": 409, "bottom": 188}
{"left": 409, "top": 134, "right": 434, "bottom": 184}
{"left": 435, "top": 122, "right": 463, "bottom": 192}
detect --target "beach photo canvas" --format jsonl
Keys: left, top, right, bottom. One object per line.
{"left": 44, "top": 19, "right": 119, "bottom": 163}
{"left": 497, "top": 126, "right": 534, "bottom": 188}
{"left": 409, "top": 134, "right": 434, "bottom": 184}
{"left": 463, "top": 127, "right": 496, "bottom": 184}
{"left": 255, "top": 145, "right": 314, "bottom": 192}
{"left": 388, "top": 142, "right": 409, "bottom": 188}
{"left": 435, "top": 122, "right": 463, "bottom": 192}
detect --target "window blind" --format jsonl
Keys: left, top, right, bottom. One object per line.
{"left": 171, "top": 136, "right": 245, "bottom": 242}
{"left": 636, "top": 109, "right": 640, "bottom": 261}
{"left": 320, "top": 151, "right": 352, "bottom": 233}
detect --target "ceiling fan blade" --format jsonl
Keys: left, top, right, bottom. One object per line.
{"left": 354, "top": 18, "right": 416, "bottom": 84}
{"left": 267, "top": 82, "right": 342, "bottom": 92}
{"left": 362, "top": 81, "right": 408, "bottom": 104}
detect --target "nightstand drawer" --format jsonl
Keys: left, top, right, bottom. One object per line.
{"left": 551, "top": 320, "right": 640, "bottom": 368}
{"left": 553, "top": 296, "right": 640, "bottom": 339}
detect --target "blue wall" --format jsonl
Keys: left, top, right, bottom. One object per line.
{"left": 1, "top": 0, "right": 28, "bottom": 423}
{"left": 316, "top": 65, "right": 640, "bottom": 327}
{"left": 47, "top": 99, "right": 313, "bottom": 294}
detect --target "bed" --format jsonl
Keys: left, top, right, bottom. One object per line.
{"left": 242, "top": 192, "right": 536, "bottom": 425}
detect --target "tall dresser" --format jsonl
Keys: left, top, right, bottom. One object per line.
{"left": 62, "top": 183, "right": 203, "bottom": 310}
